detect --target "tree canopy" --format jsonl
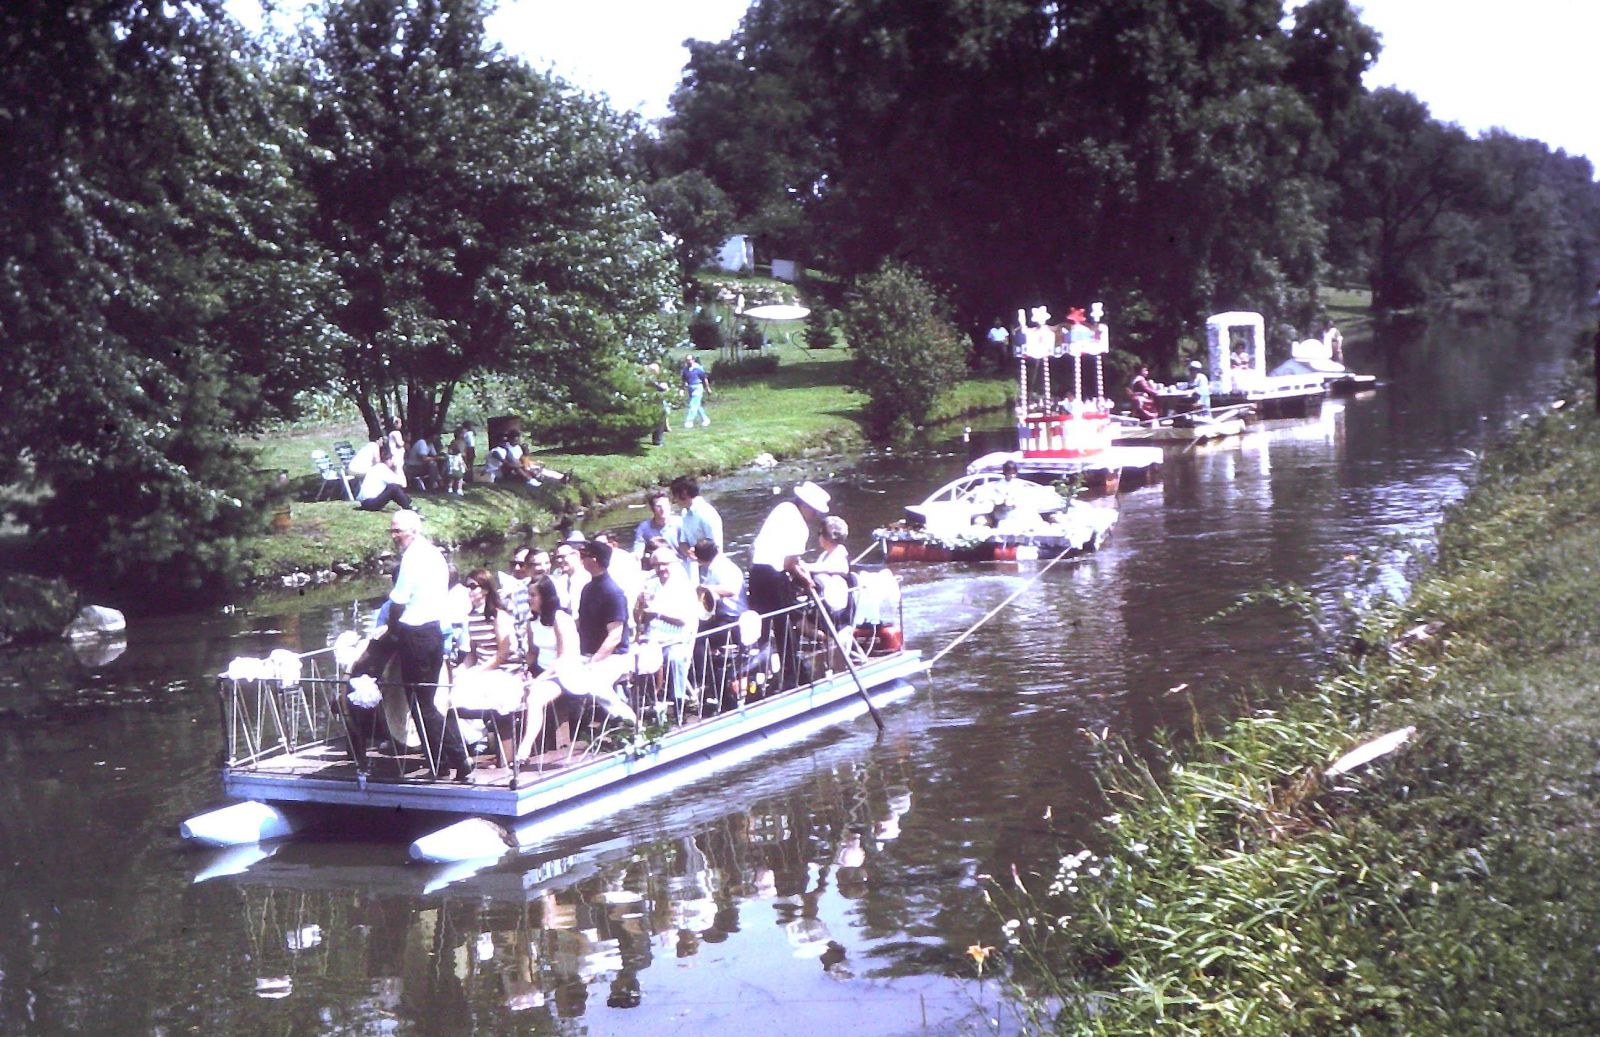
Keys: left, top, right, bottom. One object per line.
{"left": 0, "top": 0, "right": 336, "bottom": 601}
{"left": 291, "top": 0, "right": 679, "bottom": 446}
{"left": 654, "top": 0, "right": 1600, "bottom": 350}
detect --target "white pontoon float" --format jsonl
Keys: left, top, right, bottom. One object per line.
{"left": 181, "top": 578, "right": 920, "bottom": 865}
{"left": 873, "top": 470, "right": 1118, "bottom": 562}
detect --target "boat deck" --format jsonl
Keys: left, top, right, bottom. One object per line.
{"left": 216, "top": 635, "right": 924, "bottom": 820}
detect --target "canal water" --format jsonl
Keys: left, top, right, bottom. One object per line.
{"left": 0, "top": 320, "right": 1577, "bottom": 1035}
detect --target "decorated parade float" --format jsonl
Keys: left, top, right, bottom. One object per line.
{"left": 873, "top": 469, "right": 1118, "bottom": 562}
{"left": 965, "top": 302, "right": 1163, "bottom": 492}
{"left": 875, "top": 303, "right": 1150, "bottom": 563}
{"left": 1155, "top": 311, "right": 1328, "bottom": 419}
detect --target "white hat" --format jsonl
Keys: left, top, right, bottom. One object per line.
{"left": 1189, "top": 360, "right": 1203, "bottom": 369}
{"left": 793, "top": 481, "right": 830, "bottom": 514}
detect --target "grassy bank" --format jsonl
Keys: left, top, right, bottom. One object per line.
{"left": 251, "top": 343, "right": 1012, "bottom": 587}
{"left": 995, "top": 369, "right": 1600, "bottom": 1033}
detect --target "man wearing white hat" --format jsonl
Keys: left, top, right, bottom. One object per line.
{"left": 1187, "top": 360, "right": 1211, "bottom": 415}
{"left": 749, "top": 480, "right": 830, "bottom": 688}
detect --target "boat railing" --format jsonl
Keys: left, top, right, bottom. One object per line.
{"left": 219, "top": 647, "right": 348, "bottom": 769}
{"left": 216, "top": 573, "right": 906, "bottom": 785}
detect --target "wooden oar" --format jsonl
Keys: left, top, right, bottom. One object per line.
{"left": 804, "top": 582, "right": 883, "bottom": 732}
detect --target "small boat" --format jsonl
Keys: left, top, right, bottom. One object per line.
{"left": 180, "top": 579, "right": 922, "bottom": 865}
{"left": 1111, "top": 404, "right": 1252, "bottom": 445}
{"left": 1156, "top": 311, "right": 1328, "bottom": 420}
{"left": 873, "top": 471, "right": 1118, "bottom": 563}
{"left": 1271, "top": 335, "right": 1378, "bottom": 397}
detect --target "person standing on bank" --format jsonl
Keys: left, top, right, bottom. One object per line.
{"left": 345, "top": 510, "right": 472, "bottom": 781}
{"left": 748, "top": 481, "right": 830, "bottom": 688}
{"left": 682, "top": 355, "right": 711, "bottom": 428}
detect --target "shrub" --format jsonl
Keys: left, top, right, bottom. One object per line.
{"left": 688, "top": 308, "right": 723, "bottom": 351}
{"left": 804, "top": 304, "right": 839, "bottom": 349}
{"left": 710, "top": 354, "right": 780, "bottom": 382}
{"left": 842, "top": 262, "right": 968, "bottom": 441}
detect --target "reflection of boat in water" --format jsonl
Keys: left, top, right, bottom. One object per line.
{"left": 872, "top": 471, "right": 1117, "bottom": 562}
{"left": 206, "top": 761, "right": 920, "bottom": 1026}
{"left": 1111, "top": 404, "right": 1252, "bottom": 445}
{"left": 181, "top": 582, "right": 922, "bottom": 865}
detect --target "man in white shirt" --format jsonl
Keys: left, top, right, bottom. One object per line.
{"left": 549, "top": 537, "right": 590, "bottom": 614}
{"left": 636, "top": 546, "right": 700, "bottom": 702}
{"left": 749, "top": 481, "right": 829, "bottom": 688}
{"left": 345, "top": 510, "right": 472, "bottom": 780}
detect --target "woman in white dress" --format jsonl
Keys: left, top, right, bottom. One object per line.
{"left": 515, "top": 576, "right": 580, "bottom": 762}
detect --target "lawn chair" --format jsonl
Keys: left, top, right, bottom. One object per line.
{"left": 312, "top": 449, "right": 353, "bottom": 501}
{"left": 333, "top": 441, "right": 357, "bottom": 474}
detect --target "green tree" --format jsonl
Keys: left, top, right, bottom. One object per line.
{"left": 643, "top": 170, "right": 736, "bottom": 280}
{"left": 0, "top": 0, "right": 335, "bottom": 603}
{"left": 843, "top": 262, "right": 968, "bottom": 442}
{"left": 658, "top": 0, "right": 1360, "bottom": 357}
{"left": 290, "top": 0, "right": 678, "bottom": 445}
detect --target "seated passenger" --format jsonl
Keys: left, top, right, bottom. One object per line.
{"left": 811, "top": 515, "right": 853, "bottom": 630}
{"left": 692, "top": 538, "right": 747, "bottom": 702}
{"left": 513, "top": 575, "right": 579, "bottom": 762}
{"left": 449, "top": 567, "right": 526, "bottom": 758}
{"left": 635, "top": 545, "right": 700, "bottom": 704}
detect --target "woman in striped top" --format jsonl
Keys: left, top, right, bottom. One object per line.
{"left": 449, "top": 568, "right": 526, "bottom": 725}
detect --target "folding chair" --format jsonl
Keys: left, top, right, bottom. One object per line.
{"left": 333, "top": 441, "right": 357, "bottom": 475}
{"left": 312, "top": 449, "right": 353, "bottom": 501}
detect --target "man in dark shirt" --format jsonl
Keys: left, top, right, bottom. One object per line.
{"left": 576, "top": 539, "right": 630, "bottom": 661}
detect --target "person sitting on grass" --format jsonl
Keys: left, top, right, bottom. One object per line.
{"left": 355, "top": 441, "right": 415, "bottom": 512}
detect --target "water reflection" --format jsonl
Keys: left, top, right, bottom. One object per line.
{"left": 212, "top": 761, "right": 949, "bottom": 1033}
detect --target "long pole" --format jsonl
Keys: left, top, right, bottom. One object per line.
{"left": 805, "top": 584, "right": 883, "bottom": 732}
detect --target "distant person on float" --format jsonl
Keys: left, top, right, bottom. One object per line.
{"left": 1127, "top": 364, "right": 1160, "bottom": 420}
{"left": 1322, "top": 320, "right": 1345, "bottom": 364}
{"left": 682, "top": 354, "right": 712, "bottom": 428}
{"left": 1187, "top": 360, "right": 1212, "bottom": 416}
{"left": 671, "top": 475, "right": 723, "bottom": 570}
{"left": 982, "top": 460, "right": 1041, "bottom": 530}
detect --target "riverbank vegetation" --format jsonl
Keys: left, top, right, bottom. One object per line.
{"left": 992, "top": 360, "right": 1600, "bottom": 1033}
